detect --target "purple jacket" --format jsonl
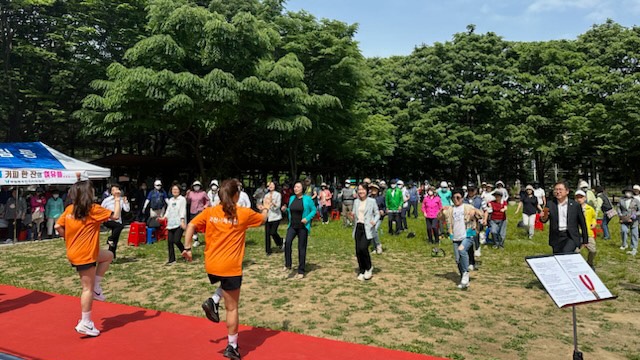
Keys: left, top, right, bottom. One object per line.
{"left": 422, "top": 195, "right": 442, "bottom": 219}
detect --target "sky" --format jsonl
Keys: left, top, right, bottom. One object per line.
{"left": 285, "top": 0, "right": 640, "bottom": 58}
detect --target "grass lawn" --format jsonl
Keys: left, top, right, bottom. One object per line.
{"left": 1, "top": 208, "right": 639, "bottom": 360}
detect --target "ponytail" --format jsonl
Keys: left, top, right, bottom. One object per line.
{"left": 219, "top": 178, "right": 240, "bottom": 221}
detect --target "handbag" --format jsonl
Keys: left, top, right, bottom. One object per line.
{"left": 605, "top": 209, "right": 617, "bottom": 219}
{"left": 147, "top": 216, "right": 160, "bottom": 228}
{"left": 32, "top": 208, "right": 44, "bottom": 221}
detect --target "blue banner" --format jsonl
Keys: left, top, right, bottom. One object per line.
{"left": 0, "top": 142, "right": 64, "bottom": 169}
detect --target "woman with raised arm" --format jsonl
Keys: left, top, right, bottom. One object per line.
{"left": 55, "top": 178, "right": 121, "bottom": 337}
{"left": 182, "top": 178, "right": 269, "bottom": 360}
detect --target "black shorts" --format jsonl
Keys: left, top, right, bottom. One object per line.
{"left": 207, "top": 274, "right": 242, "bottom": 291}
{"left": 72, "top": 262, "right": 97, "bottom": 271}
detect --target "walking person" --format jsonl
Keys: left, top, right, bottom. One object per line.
{"left": 369, "top": 183, "right": 385, "bottom": 254}
{"left": 441, "top": 189, "right": 483, "bottom": 289}
{"left": 55, "top": 178, "right": 122, "bottom": 337}
{"left": 45, "top": 190, "right": 64, "bottom": 238}
{"left": 351, "top": 183, "right": 379, "bottom": 281}
{"left": 283, "top": 181, "right": 317, "bottom": 279}
{"left": 422, "top": 186, "right": 442, "bottom": 243}
{"left": 515, "top": 185, "right": 542, "bottom": 239}
{"left": 463, "top": 184, "right": 484, "bottom": 269}
{"left": 164, "top": 184, "right": 186, "bottom": 265}
{"left": 596, "top": 186, "right": 613, "bottom": 240}
{"left": 182, "top": 179, "right": 269, "bottom": 360}
{"left": 398, "top": 180, "right": 410, "bottom": 230}
{"left": 4, "top": 188, "right": 26, "bottom": 242}
{"left": 318, "top": 182, "right": 332, "bottom": 224}
{"left": 485, "top": 191, "right": 508, "bottom": 249}
{"left": 617, "top": 186, "right": 640, "bottom": 256}
{"left": 101, "top": 184, "right": 130, "bottom": 259}
{"left": 263, "top": 181, "right": 283, "bottom": 256}
{"left": 575, "top": 190, "right": 597, "bottom": 269}
{"left": 539, "top": 181, "right": 589, "bottom": 254}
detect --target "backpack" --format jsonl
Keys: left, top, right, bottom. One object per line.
{"left": 149, "top": 190, "right": 165, "bottom": 210}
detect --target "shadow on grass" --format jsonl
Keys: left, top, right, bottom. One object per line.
{"left": 209, "top": 326, "right": 280, "bottom": 358}
{"left": 435, "top": 272, "right": 460, "bottom": 285}
{"left": 524, "top": 279, "right": 544, "bottom": 290}
{"left": 100, "top": 310, "right": 161, "bottom": 332}
{"left": 0, "top": 290, "right": 53, "bottom": 313}
{"left": 112, "top": 257, "right": 139, "bottom": 265}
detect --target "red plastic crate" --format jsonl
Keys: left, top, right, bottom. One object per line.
{"left": 127, "top": 222, "right": 147, "bottom": 246}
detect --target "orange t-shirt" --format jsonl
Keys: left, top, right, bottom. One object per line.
{"left": 56, "top": 204, "right": 112, "bottom": 265}
{"left": 190, "top": 205, "right": 264, "bottom": 277}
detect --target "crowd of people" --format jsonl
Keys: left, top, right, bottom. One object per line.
{"left": 10, "top": 174, "right": 637, "bottom": 360}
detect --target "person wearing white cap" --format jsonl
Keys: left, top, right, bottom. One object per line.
{"left": 575, "top": 190, "right": 598, "bottom": 267}
{"left": 208, "top": 180, "right": 220, "bottom": 206}
{"left": 318, "top": 182, "right": 332, "bottom": 224}
{"left": 617, "top": 186, "right": 640, "bottom": 255}
{"left": 495, "top": 181, "right": 509, "bottom": 202}
{"left": 632, "top": 184, "right": 640, "bottom": 205}
{"left": 578, "top": 180, "right": 597, "bottom": 208}
{"left": 397, "top": 180, "right": 410, "bottom": 231}
{"left": 515, "top": 185, "right": 542, "bottom": 239}
{"left": 339, "top": 180, "right": 356, "bottom": 227}
{"left": 187, "top": 180, "right": 209, "bottom": 246}
{"left": 437, "top": 181, "right": 452, "bottom": 207}
{"left": 143, "top": 180, "right": 168, "bottom": 219}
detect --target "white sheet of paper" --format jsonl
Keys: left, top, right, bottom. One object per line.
{"left": 555, "top": 254, "right": 613, "bottom": 301}
{"left": 527, "top": 256, "right": 583, "bottom": 308}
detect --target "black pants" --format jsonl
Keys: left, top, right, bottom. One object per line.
{"left": 321, "top": 206, "right": 330, "bottom": 223}
{"left": 284, "top": 227, "right": 308, "bottom": 274}
{"left": 401, "top": 207, "right": 408, "bottom": 229}
{"left": 6, "top": 219, "right": 22, "bottom": 240}
{"left": 409, "top": 200, "right": 419, "bottom": 218}
{"left": 552, "top": 231, "right": 579, "bottom": 254}
{"left": 104, "top": 220, "right": 124, "bottom": 258}
{"left": 265, "top": 220, "right": 283, "bottom": 254}
{"left": 426, "top": 218, "right": 439, "bottom": 243}
{"left": 388, "top": 212, "right": 403, "bottom": 234}
{"left": 167, "top": 227, "right": 185, "bottom": 262}
{"left": 355, "top": 223, "right": 372, "bottom": 274}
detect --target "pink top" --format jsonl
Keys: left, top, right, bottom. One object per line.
{"left": 186, "top": 190, "right": 208, "bottom": 214}
{"left": 422, "top": 195, "right": 442, "bottom": 219}
{"left": 319, "top": 189, "right": 332, "bottom": 207}
{"left": 31, "top": 196, "right": 45, "bottom": 213}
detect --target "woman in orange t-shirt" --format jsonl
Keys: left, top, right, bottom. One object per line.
{"left": 183, "top": 178, "right": 269, "bottom": 360}
{"left": 55, "top": 179, "right": 121, "bottom": 337}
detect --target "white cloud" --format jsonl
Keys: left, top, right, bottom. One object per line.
{"left": 527, "top": 0, "right": 606, "bottom": 13}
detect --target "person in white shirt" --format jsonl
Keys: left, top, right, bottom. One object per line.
{"left": 164, "top": 184, "right": 187, "bottom": 265}
{"left": 533, "top": 182, "right": 546, "bottom": 208}
{"left": 237, "top": 183, "right": 252, "bottom": 208}
{"left": 495, "top": 181, "right": 509, "bottom": 201}
{"left": 263, "top": 181, "right": 283, "bottom": 256}
{"left": 101, "top": 184, "right": 130, "bottom": 259}
{"left": 208, "top": 179, "right": 220, "bottom": 206}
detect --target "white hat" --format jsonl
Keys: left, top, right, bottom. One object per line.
{"left": 462, "top": 186, "right": 467, "bottom": 190}
{"left": 210, "top": 179, "right": 219, "bottom": 187}
{"left": 345, "top": 179, "right": 351, "bottom": 184}
{"left": 525, "top": 185, "right": 534, "bottom": 191}
{"left": 579, "top": 181, "right": 589, "bottom": 189}
{"left": 492, "top": 190, "right": 503, "bottom": 197}
{"left": 486, "top": 183, "right": 494, "bottom": 188}
{"left": 575, "top": 190, "right": 586, "bottom": 197}
{"left": 496, "top": 181, "right": 505, "bottom": 187}
{"left": 440, "top": 181, "right": 448, "bottom": 188}
{"left": 633, "top": 185, "right": 640, "bottom": 191}
{"left": 321, "top": 182, "right": 327, "bottom": 187}
{"left": 379, "top": 180, "right": 386, "bottom": 186}
{"left": 192, "top": 180, "right": 202, "bottom": 187}
{"left": 154, "top": 180, "right": 162, "bottom": 186}
{"left": 397, "top": 180, "right": 404, "bottom": 185}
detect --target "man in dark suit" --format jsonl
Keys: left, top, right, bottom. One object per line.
{"left": 540, "top": 181, "right": 589, "bottom": 254}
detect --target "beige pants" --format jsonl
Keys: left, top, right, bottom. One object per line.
{"left": 581, "top": 237, "right": 597, "bottom": 266}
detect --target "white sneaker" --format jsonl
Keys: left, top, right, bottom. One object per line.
{"left": 474, "top": 248, "right": 481, "bottom": 257}
{"left": 193, "top": 240, "right": 200, "bottom": 248}
{"left": 628, "top": 249, "right": 637, "bottom": 256}
{"left": 479, "top": 232, "right": 486, "bottom": 245}
{"left": 461, "top": 271, "right": 470, "bottom": 286}
{"left": 376, "top": 245, "right": 383, "bottom": 254}
{"left": 620, "top": 245, "right": 628, "bottom": 250}
{"left": 93, "top": 285, "right": 105, "bottom": 301}
{"left": 468, "top": 265, "right": 475, "bottom": 271}
{"left": 75, "top": 320, "right": 100, "bottom": 336}
{"left": 364, "top": 266, "right": 373, "bottom": 280}
{"left": 357, "top": 273, "right": 365, "bottom": 281}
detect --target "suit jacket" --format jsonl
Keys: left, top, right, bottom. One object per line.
{"left": 541, "top": 198, "right": 589, "bottom": 247}
{"left": 352, "top": 197, "right": 380, "bottom": 240}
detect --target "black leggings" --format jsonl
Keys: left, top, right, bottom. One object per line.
{"left": 426, "top": 218, "right": 438, "bottom": 243}
{"left": 167, "top": 227, "right": 185, "bottom": 262}
{"left": 321, "top": 206, "right": 330, "bottom": 222}
{"left": 104, "top": 220, "right": 124, "bottom": 257}
{"left": 355, "top": 223, "right": 372, "bottom": 273}
{"left": 265, "top": 220, "right": 283, "bottom": 254}
{"left": 285, "top": 227, "right": 308, "bottom": 274}
{"left": 388, "top": 212, "right": 403, "bottom": 233}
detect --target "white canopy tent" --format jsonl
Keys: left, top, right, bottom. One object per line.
{"left": 0, "top": 142, "right": 110, "bottom": 185}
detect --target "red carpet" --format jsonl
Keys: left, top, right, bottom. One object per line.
{"left": 0, "top": 285, "right": 445, "bottom": 360}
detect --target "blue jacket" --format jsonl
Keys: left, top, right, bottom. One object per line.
{"left": 287, "top": 195, "right": 317, "bottom": 232}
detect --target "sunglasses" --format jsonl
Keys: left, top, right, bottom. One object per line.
{"left": 453, "top": 195, "right": 463, "bottom": 199}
